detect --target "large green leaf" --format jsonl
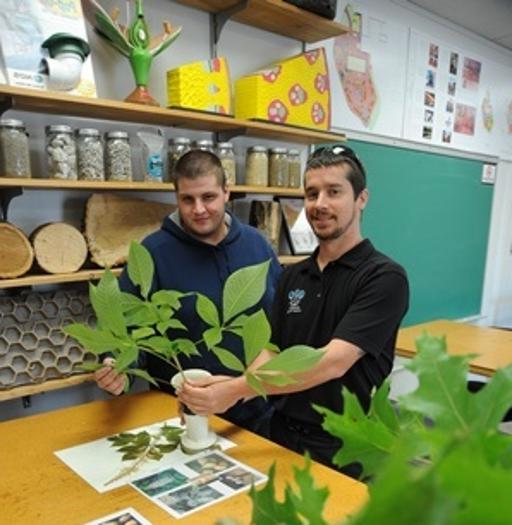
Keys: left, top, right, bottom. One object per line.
{"left": 222, "top": 260, "right": 270, "bottom": 323}
{"left": 127, "top": 241, "right": 154, "bottom": 299}
{"left": 89, "top": 270, "right": 127, "bottom": 337}
{"left": 203, "top": 327, "right": 223, "bottom": 349}
{"left": 113, "top": 343, "right": 139, "bottom": 373}
{"left": 139, "top": 336, "right": 175, "bottom": 358}
{"left": 242, "top": 310, "right": 271, "bottom": 366}
{"left": 64, "top": 324, "right": 121, "bottom": 354}
{"left": 151, "top": 289, "right": 184, "bottom": 310}
{"left": 314, "top": 386, "right": 399, "bottom": 478}
{"left": 125, "top": 368, "right": 159, "bottom": 387}
{"left": 286, "top": 455, "right": 329, "bottom": 525}
{"left": 124, "top": 303, "right": 159, "bottom": 327}
{"left": 211, "top": 347, "right": 245, "bottom": 373}
{"left": 249, "top": 458, "right": 329, "bottom": 525}
{"left": 257, "top": 345, "right": 322, "bottom": 374}
{"left": 195, "top": 293, "right": 220, "bottom": 327}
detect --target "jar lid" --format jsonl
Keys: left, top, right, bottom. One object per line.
{"left": 106, "top": 131, "right": 129, "bottom": 139}
{"left": 270, "top": 147, "right": 287, "bottom": 154}
{"left": 169, "top": 137, "right": 191, "bottom": 145}
{"left": 77, "top": 128, "right": 100, "bottom": 136}
{"left": 0, "top": 118, "right": 25, "bottom": 128}
{"left": 248, "top": 145, "right": 267, "bottom": 153}
{"left": 46, "top": 124, "right": 73, "bottom": 133}
{"left": 217, "top": 142, "right": 233, "bottom": 149}
{"left": 196, "top": 139, "right": 214, "bottom": 147}
{"left": 288, "top": 149, "right": 300, "bottom": 156}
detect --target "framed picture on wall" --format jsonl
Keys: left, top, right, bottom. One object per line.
{"left": 278, "top": 197, "right": 318, "bottom": 255}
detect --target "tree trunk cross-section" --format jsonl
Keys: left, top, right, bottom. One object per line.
{"left": 31, "top": 222, "right": 88, "bottom": 274}
{"left": 85, "top": 193, "right": 176, "bottom": 268}
{"left": 0, "top": 222, "right": 34, "bottom": 278}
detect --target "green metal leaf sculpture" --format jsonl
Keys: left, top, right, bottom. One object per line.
{"left": 82, "top": 0, "right": 182, "bottom": 106}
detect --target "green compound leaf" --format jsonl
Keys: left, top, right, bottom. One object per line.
{"left": 127, "top": 241, "right": 154, "bottom": 299}
{"left": 223, "top": 260, "right": 270, "bottom": 324}
{"left": 211, "top": 347, "right": 245, "bottom": 373}
{"left": 258, "top": 345, "right": 322, "bottom": 374}
{"left": 196, "top": 293, "right": 220, "bottom": 327}
{"left": 89, "top": 270, "right": 127, "bottom": 337}
{"left": 242, "top": 310, "right": 271, "bottom": 366}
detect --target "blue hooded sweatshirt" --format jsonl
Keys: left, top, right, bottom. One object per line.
{"left": 120, "top": 210, "right": 282, "bottom": 431}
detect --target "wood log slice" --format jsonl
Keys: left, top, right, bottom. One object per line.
{"left": 31, "top": 222, "right": 88, "bottom": 274}
{"left": 0, "top": 222, "right": 34, "bottom": 278}
{"left": 85, "top": 193, "right": 176, "bottom": 267}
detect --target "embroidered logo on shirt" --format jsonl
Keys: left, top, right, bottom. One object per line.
{"left": 287, "top": 289, "right": 305, "bottom": 314}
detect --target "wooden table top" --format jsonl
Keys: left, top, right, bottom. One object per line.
{"left": 396, "top": 319, "right": 512, "bottom": 377}
{"left": 0, "top": 390, "right": 367, "bottom": 524}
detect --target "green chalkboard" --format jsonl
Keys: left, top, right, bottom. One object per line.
{"left": 346, "top": 139, "right": 494, "bottom": 326}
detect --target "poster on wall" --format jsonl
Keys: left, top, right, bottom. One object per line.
{"left": 0, "top": 0, "right": 96, "bottom": 97}
{"left": 314, "top": 1, "right": 408, "bottom": 138}
{"left": 404, "top": 30, "right": 512, "bottom": 158}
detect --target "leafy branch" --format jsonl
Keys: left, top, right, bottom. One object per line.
{"left": 64, "top": 241, "right": 323, "bottom": 395}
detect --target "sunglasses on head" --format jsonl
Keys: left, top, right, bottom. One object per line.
{"left": 309, "top": 144, "right": 366, "bottom": 178}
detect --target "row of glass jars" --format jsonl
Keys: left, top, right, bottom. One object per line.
{"left": 169, "top": 137, "right": 301, "bottom": 188}
{"left": 46, "top": 125, "right": 132, "bottom": 181}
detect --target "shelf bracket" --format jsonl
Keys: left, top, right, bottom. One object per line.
{"left": 215, "top": 127, "right": 246, "bottom": 143}
{"left": 0, "top": 187, "right": 23, "bottom": 221}
{"left": 210, "top": 0, "right": 249, "bottom": 56}
{"left": 0, "top": 96, "right": 13, "bottom": 117}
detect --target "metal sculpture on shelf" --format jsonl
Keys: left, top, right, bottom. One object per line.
{"left": 82, "top": 0, "right": 182, "bottom": 106}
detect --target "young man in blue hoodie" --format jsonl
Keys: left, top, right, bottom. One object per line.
{"left": 94, "top": 149, "right": 282, "bottom": 435}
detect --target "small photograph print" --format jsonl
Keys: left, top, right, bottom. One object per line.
{"left": 462, "top": 57, "right": 482, "bottom": 91}
{"left": 424, "top": 109, "right": 434, "bottom": 123}
{"left": 186, "top": 452, "right": 235, "bottom": 475}
{"left": 218, "top": 466, "right": 264, "bottom": 491}
{"left": 424, "top": 91, "right": 435, "bottom": 108}
{"left": 426, "top": 69, "right": 436, "bottom": 89}
{"left": 85, "top": 507, "right": 151, "bottom": 525}
{"left": 446, "top": 99, "right": 454, "bottom": 113}
{"left": 454, "top": 103, "right": 476, "bottom": 135}
{"left": 132, "top": 468, "right": 188, "bottom": 497}
{"left": 428, "top": 42, "right": 439, "bottom": 68}
{"left": 442, "top": 129, "right": 452, "bottom": 143}
{"left": 422, "top": 126, "right": 433, "bottom": 140}
{"left": 158, "top": 483, "right": 223, "bottom": 516}
{"left": 447, "top": 79, "right": 456, "bottom": 96}
{"left": 449, "top": 52, "right": 459, "bottom": 75}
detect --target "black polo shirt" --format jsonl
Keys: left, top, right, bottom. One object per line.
{"left": 270, "top": 239, "right": 409, "bottom": 427}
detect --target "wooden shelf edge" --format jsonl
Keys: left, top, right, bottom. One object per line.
{"left": 174, "top": 0, "right": 349, "bottom": 43}
{"left": 0, "top": 85, "right": 346, "bottom": 145}
{"left": 0, "top": 373, "right": 95, "bottom": 401}
{"left": 0, "top": 177, "right": 304, "bottom": 196}
{"left": 0, "top": 268, "right": 123, "bottom": 289}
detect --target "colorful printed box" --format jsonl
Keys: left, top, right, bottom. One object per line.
{"left": 167, "top": 57, "right": 232, "bottom": 114}
{"left": 235, "top": 48, "right": 330, "bottom": 130}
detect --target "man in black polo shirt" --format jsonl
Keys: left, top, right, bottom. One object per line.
{"left": 178, "top": 145, "right": 409, "bottom": 478}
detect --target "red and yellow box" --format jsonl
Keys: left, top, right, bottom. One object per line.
{"left": 167, "top": 57, "right": 232, "bottom": 114}
{"left": 235, "top": 48, "right": 330, "bottom": 130}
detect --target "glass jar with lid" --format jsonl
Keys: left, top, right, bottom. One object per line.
{"left": 269, "top": 147, "right": 288, "bottom": 187}
{"left": 217, "top": 141, "right": 236, "bottom": 186}
{"left": 105, "top": 131, "right": 132, "bottom": 181}
{"left": 0, "top": 119, "right": 31, "bottom": 178}
{"left": 77, "top": 128, "right": 104, "bottom": 181}
{"left": 287, "top": 149, "right": 301, "bottom": 188}
{"left": 194, "top": 139, "right": 215, "bottom": 152}
{"left": 45, "top": 124, "right": 77, "bottom": 180}
{"left": 168, "top": 137, "right": 191, "bottom": 179}
{"left": 245, "top": 146, "right": 268, "bottom": 186}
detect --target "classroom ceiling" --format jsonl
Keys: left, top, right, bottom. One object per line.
{"left": 408, "top": 0, "right": 512, "bottom": 52}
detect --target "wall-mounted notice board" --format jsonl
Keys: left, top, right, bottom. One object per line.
{"left": 348, "top": 139, "right": 494, "bottom": 326}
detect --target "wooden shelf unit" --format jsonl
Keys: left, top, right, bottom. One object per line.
{"left": 0, "top": 85, "right": 346, "bottom": 145}
{"left": 0, "top": 177, "right": 304, "bottom": 196}
{"left": 0, "top": 373, "right": 95, "bottom": 402}
{"left": 175, "top": 0, "right": 348, "bottom": 43}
